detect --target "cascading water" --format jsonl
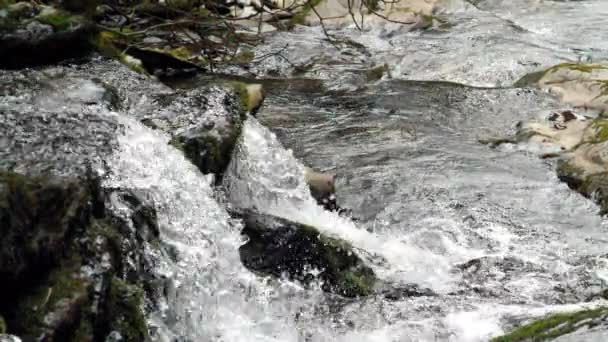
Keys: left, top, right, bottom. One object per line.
{"left": 4, "top": 1, "right": 608, "bottom": 341}
{"left": 103, "top": 115, "right": 310, "bottom": 342}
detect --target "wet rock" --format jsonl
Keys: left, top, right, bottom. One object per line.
{"left": 304, "top": 167, "right": 335, "bottom": 205}
{"left": 515, "top": 63, "right": 608, "bottom": 114}
{"left": 377, "top": 283, "right": 435, "bottom": 301}
{"left": 0, "top": 69, "right": 119, "bottom": 179}
{"left": 480, "top": 110, "right": 608, "bottom": 215}
{"left": 0, "top": 63, "right": 167, "bottom": 340}
{"left": 480, "top": 110, "right": 591, "bottom": 151}
{"left": 0, "top": 4, "right": 96, "bottom": 69}
{"left": 490, "top": 307, "right": 608, "bottom": 342}
{"left": 0, "top": 171, "right": 155, "bottom": 341}
{"left": 236, "top": 210, "right": 376, "bottom": 297}
{"left": 0, "top": 172, "right": 90, "bottom": 294}
{"left": 143, "top": 82, "right": 264, "bottom": 176}
{"left": 0, "top": 336, "right": 21, "bottom": 342}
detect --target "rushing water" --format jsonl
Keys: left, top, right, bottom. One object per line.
{"left": 219, "top": 0, "right": 608, "bottom": 340}
{"left": 5, "top": 1, "right": 608, "bottom": 341}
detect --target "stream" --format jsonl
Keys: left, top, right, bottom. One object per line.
{"left": 4, "top": 0, "right": 608, "bottom": 341}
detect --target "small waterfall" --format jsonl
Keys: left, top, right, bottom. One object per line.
{"left": 103, "top": 114, "right": 308, "bottom": 341}
{"left": 224, "top": 117, "right": 479, "bottom": 293}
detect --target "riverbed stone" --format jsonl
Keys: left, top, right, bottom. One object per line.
{"left": 237, "top": 210, "right": 376, "bottom": 297}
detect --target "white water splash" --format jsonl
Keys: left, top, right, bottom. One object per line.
{"left": 103, "top": 114, "right": 307, "bottom": 341}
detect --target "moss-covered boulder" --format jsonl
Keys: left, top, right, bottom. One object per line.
{"left": 237, "top": 210, "right": 376, "bottom": 297}
{"left": 491, "top": 307, "right": 608, "bottom": 342}
{"left": 0, "top": 171, "right": 157, "bottom": 341}
{"left": 0, "top": 3, "right": 96, "bottom": 69}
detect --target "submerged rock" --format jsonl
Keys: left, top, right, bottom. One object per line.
{"left": 491, "top": 307, "right": 608, "bottom": 342}
{"left": 237, "top": 211, "right": 376, "bottom": 297}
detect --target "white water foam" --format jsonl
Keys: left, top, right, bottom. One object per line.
{"left": 103, "top": 114, "right": 309, "bottom": 341}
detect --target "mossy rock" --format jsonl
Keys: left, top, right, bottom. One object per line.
{"left": 170, "top": 131, "right": 234, "bottom": 176}
{"left": 366, "top": 64, "right": 389, "bottom": 82}
{"left": 491, "top": 307, "right": 608, "bottom": 342}
{"left": 290, "top": 0, "right": 323, "bottom": 26}
{"left": 0, "top": 4, "right": 96, "bottom": 68}
{"left": 588, "top": 119, "right": 608, "bottom": 144}
{"left": 11, "top": 256, "right": 91, "bottom": 340}
{"left": 514, "top": 63, "right": 608, "bottom": 88}
{"left": 225, "top": 81, "right": 265, "bottom": 116}
{"left": 0, "top": 172, "right": 155, "bottom": 340}
{"left": 237, "top": 211, "right": 376, "bottom": 297}
{"left": 104, "top": 277, "right": 149, "bottom": 342}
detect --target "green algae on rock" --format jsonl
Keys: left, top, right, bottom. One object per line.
{"left": 491, "top": 307, "right": 608, "bottom": 342}
{"left": 0, "top": 171, "right": 158, "bottom": 340}
{"left": 237, "top": 210, "right": 376, "bottom": 297}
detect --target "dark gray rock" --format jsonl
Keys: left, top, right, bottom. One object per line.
{"left": 236, "top": 210, "right": 376, "bottom": 297}
{"left": 142, "top": 85, "right": 247, "bottom": 177}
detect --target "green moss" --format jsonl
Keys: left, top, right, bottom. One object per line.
{"left": 491, "top": 307, "right": 608, "bottom": 342}
{"left": 589, "top": 119, "right": 608, "bottom": 143}
{"left": 170, "top": 131, "right": 238, "bottom": 175}
{"left": 0, "top": 0, "right": 14, "bottom": 9}
{"left": 69, "top": 314, "right": 94, "bottom": 342}
{"left": 290, "top": 0, "right": 323, "bottom": 26}
{"left": 548, "top": 63, "right": 608, "bottom": 74}
{"left": 336, "top": 269, "right": 375, "bottom": 297}
{"left": 0, "top": 315, "right": 6, "bottom": 334}
{"left": 14, "top": 255, "right": 89, "bottom": 335}
{"left": 225, "top": 81, "right": 250, "bottom": 114}
{"left": 234, "top": 50, "right": 255, "bottom": 64}
{"left": 298, "top": 223, "right": 376, "bottom": 297}
{"left": 106, "top": 277, "right": 148, "bottom": 342}
{"left": 513, "top": 70, "right": 546, "bottom": 87}
{"left": 37, "top": 9, "right": 84, "bottom": 31}
{"left": 364, "top": 0, "right": 380, "bottom": 12}
{"left": 119, "top": 53, "right": 148, "bottom": 75}
{"left": 366, "top": 64, "right": 388, "bottom": 82}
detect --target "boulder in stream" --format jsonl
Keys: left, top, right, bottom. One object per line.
{"left": 142, "top": 81, "right": 265, "bottom": 177}
{"left": 0, "top": 62, "right": 175, "bottom": 340}
{"left": 237, "top": 211, "right": 376, "bottom": 297}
